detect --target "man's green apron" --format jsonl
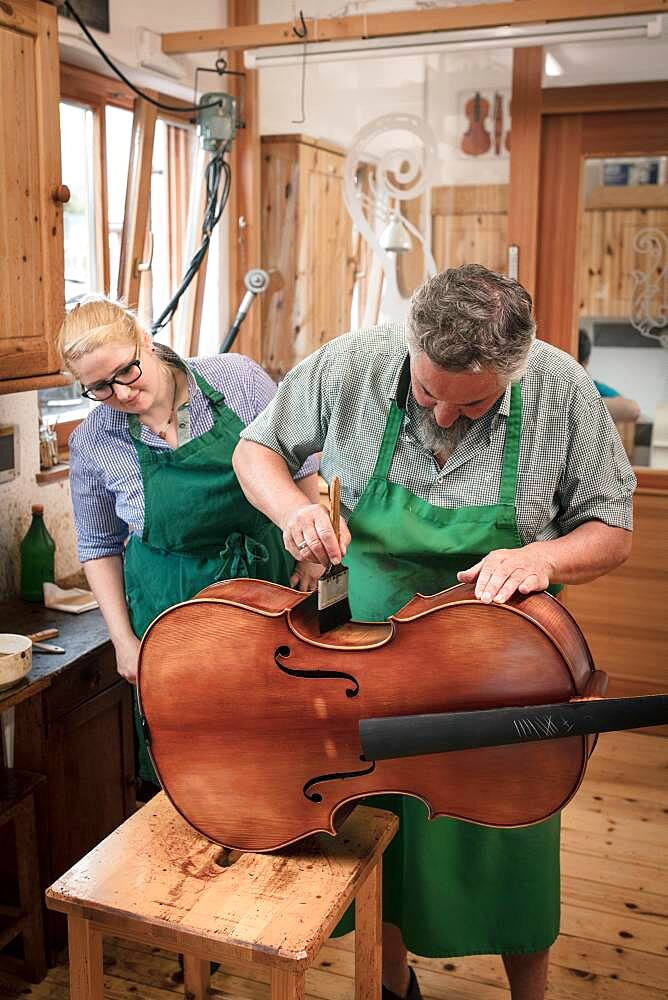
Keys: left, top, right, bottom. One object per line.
{"left": 336, "top": 374, "right": 560, "bottom": 958}
{"left": 124, "top": 370, "right": 294, "bottom": 785}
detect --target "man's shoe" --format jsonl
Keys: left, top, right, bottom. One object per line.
{"left": 382, "top": 966, "right": 422, "bottom": 1000}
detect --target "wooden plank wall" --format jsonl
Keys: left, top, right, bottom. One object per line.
{"left": 432, "top": 182, "right": 668, "bottom": 323}
{"left": 579, "top": 185, "right": 668, "bottom": 317}
{"left": 431, "top": 184, "right": 508, "bottom": 274}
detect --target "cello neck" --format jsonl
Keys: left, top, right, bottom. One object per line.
{"left": 359, "top": 695, "right": 668, "bottom": 761}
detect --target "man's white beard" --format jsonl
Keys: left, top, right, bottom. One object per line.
{"left": 411, "top": 404, "right": 472, "bottom": 466}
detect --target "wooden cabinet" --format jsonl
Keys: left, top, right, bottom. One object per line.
{"left": 0, "top": 1, "right": 67, "bottom": 393}
{"left": 12, "top": 644, "right": 135, "bottom": 956}
{"left": 43, "top": 647, "right": 135, "bottom": 896}
{"left": 562, "top": 488, "right": 668, "bottom": 711}
{"left": 260, "top": 134, "right": 355, "bottom": 380}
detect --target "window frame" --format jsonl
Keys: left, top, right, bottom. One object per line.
{"left": 59, "top": 62, "right": 198, "bottom": 309}
{"left": 59, "top": 62, "right": 135, "bottom": 296}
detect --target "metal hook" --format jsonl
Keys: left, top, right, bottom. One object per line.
{"left": 292, "top": 9, "right": 308, "bottom": 39}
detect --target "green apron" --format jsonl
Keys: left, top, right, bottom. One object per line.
{"left": 336, "top": 373, "right": 560, "bottom": 958}
{"left": 124, "top": 370, "right": 294, "bottom": 784}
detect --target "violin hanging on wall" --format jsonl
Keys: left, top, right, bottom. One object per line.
{"left": 137, "top": 579, "right": 668, "bottom": 852}
{"left": 461, "top": 91, "right": 492, "bottom": 156}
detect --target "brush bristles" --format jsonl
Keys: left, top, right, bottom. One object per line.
{"left": 318, "top": 594, "right": 352, "bottom": 634}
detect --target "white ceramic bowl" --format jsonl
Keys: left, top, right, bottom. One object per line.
{"left": 0, "top": 634, "right": 33, "bottom": 690}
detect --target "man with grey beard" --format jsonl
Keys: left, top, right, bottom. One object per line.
{"left": 410, "top": 398, "right": 471, "bottom": 465}
{"left": 233, "top": 264, "right": 635, "bottom": 1000}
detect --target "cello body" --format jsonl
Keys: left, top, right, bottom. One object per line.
{"left": 138, "top": 579, "right": 598, "bottom": 851}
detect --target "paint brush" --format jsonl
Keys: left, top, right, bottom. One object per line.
{"left": 317, "top": 476, "right": 352, "bottom": 634}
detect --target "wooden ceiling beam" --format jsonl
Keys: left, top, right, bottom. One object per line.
{"left": 162, "top": 0, "right": 668, "bottom": 55}
{"left": 542, "top": 79, "right": 668, "bottom": 114}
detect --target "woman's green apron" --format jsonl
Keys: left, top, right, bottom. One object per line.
{"left": 124, "top": 370, "right": 294, "bottom": 784}
{"left": 336, "top": 374, "right": 560, "bottom": 957}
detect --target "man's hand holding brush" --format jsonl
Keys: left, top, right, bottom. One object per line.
{"left": 282, "top": 493, "right": 351, "bottom": 567}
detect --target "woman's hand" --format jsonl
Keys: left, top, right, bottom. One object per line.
{"left": 290, "top": 560, "right": 325, "bottom": 592}
{"left": 282, "top": 503, "right": 351, "bottom": 567}
{"left": 114, "top": 634, "right": 142, "bottom": 685}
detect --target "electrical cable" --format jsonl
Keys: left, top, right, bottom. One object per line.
{"left": 60, "top": 1, "right": 222, "bottom": 113}
{"left": 151, "top": 152, "right": 232, "bottom": 335}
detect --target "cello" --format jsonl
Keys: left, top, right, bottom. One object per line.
{"left": 137, "top": 578, "right": 667, "bottom": 852}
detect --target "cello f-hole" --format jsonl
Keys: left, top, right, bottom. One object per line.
{"left": 303, "top": 760, "right": 377, "bottom": 803}
{"left": 273, "top": 645, "right": 360, "bottom": 697}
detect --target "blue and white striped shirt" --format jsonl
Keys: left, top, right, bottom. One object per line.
{"left": 69, "top": 350, "right": 318, "bottom": 562}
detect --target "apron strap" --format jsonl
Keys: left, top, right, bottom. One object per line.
{"left": 372, "top": 402, "right": 405, "bottom": 481}
{"left": 497, "top": 381, "right": 522, "bottom": 526}
{"left": 191, "top": 368, "right": 227, "bottom": 408}
{"left": 127, "top": 367, "right": 228, "bottom": 449}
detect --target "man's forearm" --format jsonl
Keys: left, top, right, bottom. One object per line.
{"left": 233, "top": 439, "right": 312, "bottom": 530}
{"left": 535, "top": 521, "right": 632, "bottom": 584}
{"left": 605, "top": 396, "right": 640, "bottom": 423}
{"left": 83, "top": 555, "right": 136, "bottom": 645}
{"left": 297, "top": 472, "right": 322, "bottom": 506}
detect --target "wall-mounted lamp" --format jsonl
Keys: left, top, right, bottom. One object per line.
{"left": 379, "top": 215, "right": 412, "bottom": 254}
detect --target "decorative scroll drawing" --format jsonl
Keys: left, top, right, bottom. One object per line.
{"left": 343, "top": 113, "right": 437, "bottom": 325}
{"left": 629, "top": 227, "right": 668, "bottom": 348}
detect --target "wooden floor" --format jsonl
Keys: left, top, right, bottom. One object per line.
{"left": 1, "top": 730, "right": 666, "bottom": 999}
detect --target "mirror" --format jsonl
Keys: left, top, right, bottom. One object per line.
{"left": 578, "top": 156, "right": 668, "bottom": 467}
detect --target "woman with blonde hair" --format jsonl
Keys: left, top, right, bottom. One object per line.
{"left": 59, "top": 297, "right": 320, "bottom": 789}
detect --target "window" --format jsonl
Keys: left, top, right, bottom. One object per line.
{"left": 60, "top": 102, "right": 97, "bottom": 303}
{"left": 105, "top": 104, "right": 134, "bottom": 297}
{"left": 140, "top": 119, "right": 196, "bottom": 347}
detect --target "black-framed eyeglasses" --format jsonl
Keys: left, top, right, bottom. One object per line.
{"left": 80, "top": 359, "right": 142, "bottom": 401}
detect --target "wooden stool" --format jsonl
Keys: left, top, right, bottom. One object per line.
{"left": 0, "top": 769, "right": 47, "bottom": 983}
{"left": 46, "top": 792, "right": 397, "bottom": 1000}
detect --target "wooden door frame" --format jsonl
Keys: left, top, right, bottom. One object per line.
{"left": 535, "top": 82, "right": 668, "bottom": 491}
{"left": 226, "top": 0, "right": 262, "bottom": 362}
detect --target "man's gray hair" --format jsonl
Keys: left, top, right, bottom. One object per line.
{"left": 406, "top": 264, "right": 536, "bottom": 382}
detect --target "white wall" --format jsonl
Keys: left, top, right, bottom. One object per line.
{"left": 58, "top": 0, "right": 227, "bottom": 99}
{"left": 589, "top": 347, "right": 668, "bottom": 425}
{"left": 255, "top": 1, "right": 668, "bottom": 183}
{"left": 256, "top": 2, "right": 512, "bottom": 187}
{"left": 0, "top": 394, "right": 80, "bottom": 601}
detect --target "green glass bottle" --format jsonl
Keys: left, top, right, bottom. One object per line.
{"left": 20, "top": 504, "right": 56, "bottom": 602}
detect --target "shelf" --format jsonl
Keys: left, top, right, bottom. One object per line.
{"left": 35, "top": 463, "right": 69, "bottom": 485}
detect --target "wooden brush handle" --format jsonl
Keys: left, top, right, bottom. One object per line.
{"left": 330, "top": 476, "right": 341, "bottom": 545}
{"left": 27, "top": 628, "right": 59, "bottom": 642}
